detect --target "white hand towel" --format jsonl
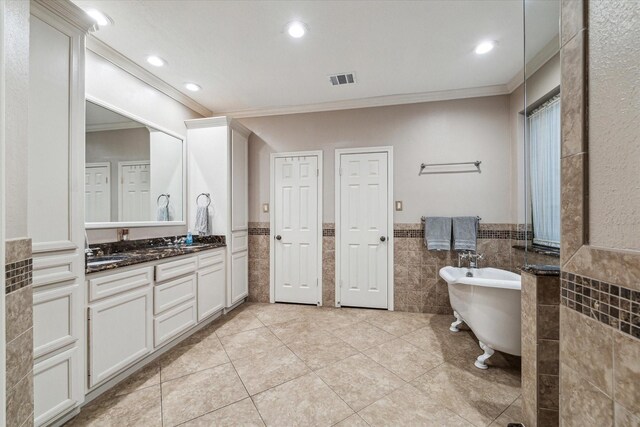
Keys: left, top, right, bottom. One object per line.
{"left": 195, "top": 206, "right": 209, "bottom": 235}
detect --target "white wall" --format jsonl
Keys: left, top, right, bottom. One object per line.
{"left": 240, "top": 96, "right": 514, "bottom": 224}
{"left": 85, "top": 50, "right": 203, "bottom": 242}
{"left": 150, "top": 130, "right": 183, "bottom": 221}
{"left": 86, "top": 127, "right": 150, "bottom": 221}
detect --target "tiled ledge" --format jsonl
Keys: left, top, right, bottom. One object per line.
{"left": 561, "top": 271, "right": 640, "bottom": 340}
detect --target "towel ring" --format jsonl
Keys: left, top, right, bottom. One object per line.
{"left": 157, "top": 193, "right": 170, "bottom": 208}
{"left": 196, "top": 193, "right": 211, "bottom": 208}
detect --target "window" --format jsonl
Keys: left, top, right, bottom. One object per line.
{"left": 528, "top": 95, "right": 561, "bottom": 248}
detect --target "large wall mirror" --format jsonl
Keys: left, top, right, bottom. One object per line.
{"left": 85, "top": 100, "right": 185, "bottom": 227}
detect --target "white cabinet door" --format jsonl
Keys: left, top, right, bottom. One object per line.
{"left": 231, "top": 250, "right": 248, "bottom": 304}
{"left": 231, "top": 128, "right": 248, "bottom": 231}
{"left": 198, "top": 262, "right": 225, "bottom": 321}
{"left": 33, "top": 347, "right": 82, "bottom": 427}
{"left": 88, "top": 287, "right": 152, "bottom": 387}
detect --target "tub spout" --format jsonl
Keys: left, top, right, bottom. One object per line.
{"left": 450, "top": 311, "right": 464, "bottom": 332}
{"left": 474, "top": 341, "right": 495, "bottom": 369}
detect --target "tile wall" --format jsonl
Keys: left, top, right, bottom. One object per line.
{"left": 248, "top": 222, "right": 547, "bottom": 314}
{"left": 558, "top": 0, "right": 640, "bottom": 425}
{"left": 5, "top": 238, "right": 34, "bottom": 427}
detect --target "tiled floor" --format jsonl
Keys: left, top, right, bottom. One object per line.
{"left": 66, "top": 303, "right": 523, "bottom": 427}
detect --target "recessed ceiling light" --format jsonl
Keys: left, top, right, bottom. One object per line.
{"left": 146, "top": 55, "right": 166, "bottom": 67}
{"left": 85, "top": 8, "right": 112, "bottom": 27}
{"left": 475, "top": 41, "right": 496, "bottom": 55}
{"left": 184, "top": 83, "right": 201, "bottom": 92}
{"left": 287, "top": 21, "right": 307, "bottom": 38}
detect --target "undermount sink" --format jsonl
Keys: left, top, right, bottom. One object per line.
{"left": 86, "top": 255, "right": 129, "bottom": 266}
{"left": 153, "top": 243, "right": 208, "bottom": 250}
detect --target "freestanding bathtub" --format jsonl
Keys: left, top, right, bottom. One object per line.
{"left": 439, "top": 266, "right": 522, "bottom": 369}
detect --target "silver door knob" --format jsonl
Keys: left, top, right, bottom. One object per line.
{"left": 380, "top": 236, "right": 386, "bottom": 242}
{"left": 275, "top": 235, "right": 282, "bottom": 240}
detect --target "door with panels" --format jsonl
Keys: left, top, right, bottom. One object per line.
{"left": 85, "top": 162, "right": 111, "bottom": 222}
{"left": 28, "top": 2, "right": 94, "bottom": 425}
{"left": 336, "top": 148, "right": 393, "bottom": 309}
{"left": 118, "top": 161, "right": 151, "bottom": 221}
{"left": 271, "top": 153, "right": 322, "bottom": 305}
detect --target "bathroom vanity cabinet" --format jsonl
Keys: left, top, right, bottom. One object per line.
{"left": 27, "top": 2, "right": 94, "bottom": 426}
{"left": 86, "top": 247, "right": 226, "bottom": 390}
{"left": 186, "top": 117, "right": 251, "bottom": 308}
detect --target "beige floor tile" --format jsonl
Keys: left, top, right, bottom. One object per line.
{"left": 305, "top": 309, "right": 363, "bottom": 331}
{"left": 112, "top": 361, "right": 160, "bottom": 396}
{"left": 253, "top": 304, "right": 308, "bottom": 326}
{"left": 233, "top": 345, "right": 310, "bottom": 395}
{"left": 268, "top": 318, "right": 318, "bottom": 344}
{"left": 316, "top": 353, "right": 405, "bottom": 411}
{"left": 253, "top": 372, "right": 353, "bottom": 426}
{"left": 287, "top": 329, "right": 359, "bottom": 370}
{"left": 219, "top": 327, "right": 282, "bottom": 361}
{"left": 363, "top": 338, "right": 444, "bottom": 381}
{"left": 366, "top": 311, "right": 433, "bottom": 336}
{"left": 489, "top": 396, "right": 523, "bottom": 426}
{"left": 161, "top": 363, "right": 248, "bottom": 426}
{"left": 411, "top": 362, "right": 521, "bottom": 427}
{"left": 182, "top": 398, "right": 265, "bottom": 426}
{"left": 215, "top": 311, "right": 265, "bottom": 338}
{"left": 334, "top": 413, "right": 370, "bottom": 427}
{"left": 401, "top": 324, "right": 451, "bottom": 356}
{"left": 66, "top": 385, "right": 162, "bottom": 427}
{"left": 358, "top": 383, "right": 473, "bottom": 427}
{"left": 160, "top": 336, "right": 230, "bottom": 382}
{"left": 331, "top": 321, "right": 395, "bottom": 351}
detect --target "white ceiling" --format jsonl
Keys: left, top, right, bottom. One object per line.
{"left": 73, "top": 0, "right": 559, "bottom": 116}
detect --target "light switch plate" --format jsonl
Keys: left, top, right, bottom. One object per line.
{"left": 395, "top": 201, "right": 403, "bottom": 211}
{"left": 262, "top": 203, "right": 269, "bottom": 213}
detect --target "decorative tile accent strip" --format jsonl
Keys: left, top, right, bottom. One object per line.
{"left": 561, "top": 271, "right": 640, "bottom": 340}
{"left": 5, "top": 258, "right": 33, "bottom": 294}
{"left": 250, "top": 224, "right": 525, "bottom": 240}
{"left": 248, "top": 227, "right": 270, "bottom": 236}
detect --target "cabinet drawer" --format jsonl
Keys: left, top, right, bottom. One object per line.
{"left": 231, "top": 231, "right": 248, "bottom": 253}
{"left": 198, "top": 250, "right": 224, "bottom": 269}
{"left": 89, "top": 267, "right": 153, "bottom": 302}
{"left": 155, "top": 256, "right": 197, "bottom": 282}
{"left": 154, "top": 300, "right": 197, "bottom": 348}
{"left": 154, "top": 274, "right": 196, "bottom": 315}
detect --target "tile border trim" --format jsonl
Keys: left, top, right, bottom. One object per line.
{"left": 561, "top": 271, "right": 640, "bottom": 340}
{"left": 5, "top": 258, "right": 33, "bottom": 295}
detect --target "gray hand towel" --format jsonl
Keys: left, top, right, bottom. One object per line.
{"left": 453, "top": 216, "right": 478, "bottom": 251}
{"left": 195, "top": 206, "right": 209, "bottom": 235}
{"left": 424, "top": 217, "right": 452, "bottom": 251}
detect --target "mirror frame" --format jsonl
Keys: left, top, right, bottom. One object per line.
{"left": 85, "top": 95, "right": 187, "bottom": 229}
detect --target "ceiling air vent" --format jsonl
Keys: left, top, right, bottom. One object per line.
{"left": 329, "top": 72, "right": 356, "bottom": 86}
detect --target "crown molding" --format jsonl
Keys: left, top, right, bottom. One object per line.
{"left": 86, "top": 36, "right": 213, "bottom": 117}
{"left": 184, "top": 116, "right": 230, "bottom": 129}
{"left": 218, "top": 84, "right": 510, "bottom": 119}
{"left": 86, "top": 121, "right": 145, "bottom": 133}
{"left": 506, "top": 34, "right": 560, "bottom": 93}
{"left": 32, "top": 0, "right": 97, "bottom": 33}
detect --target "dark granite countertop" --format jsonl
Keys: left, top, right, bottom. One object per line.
{"left": 86, "top": 235, "right": 226, "bottom": 274}
{"left": 520, "top": 264, "right": 561, "bottom": 276}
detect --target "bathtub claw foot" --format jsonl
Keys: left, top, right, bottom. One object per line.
{"left": 474, "top": 341, "right": 494, "bottom": 370}
{"left": 449, "top": 311, "right": 464, "bottom": 332}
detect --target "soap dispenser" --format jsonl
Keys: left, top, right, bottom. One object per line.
{"left": 186, "top": 229, "right": 193, "bottom": 246}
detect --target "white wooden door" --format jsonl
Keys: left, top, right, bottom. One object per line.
{"left": 273, "top": 155, "right": 319, "bottom": 304}
{"left": 118, "top": 161, "right": 150, "bottom": 221}
{"left": 338, "top": 152, "right": 389, "bottom": 308}
{"left": 85, "top": 163, "right": 111, "bottom": 222}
